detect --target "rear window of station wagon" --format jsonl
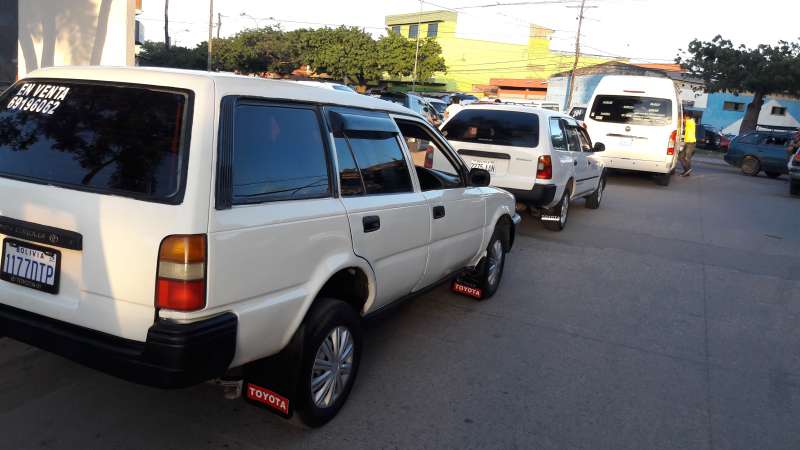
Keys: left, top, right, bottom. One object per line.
{"left": 231, "top": 104, "right": 331, "bottom": 203}
{"left": 442, "top": 109, "right": 540, "bottom": 148}
{"left": 589, "top": 95, "right": 672, "bottom": 126}
{"left": 0, "top": 81, "right": 191, "bottom": 203}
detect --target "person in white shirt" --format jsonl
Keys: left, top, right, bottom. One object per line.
{"left": 444, "top": 97, "right": 463, "bottom": 120}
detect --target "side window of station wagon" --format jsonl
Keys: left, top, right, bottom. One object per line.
{"left": 231, "top": 104, "right": 331, "bottom": 204}
{"left": 332, "top": 111, "right": 414, "bottom": 197}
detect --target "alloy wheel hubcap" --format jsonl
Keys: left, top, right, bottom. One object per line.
{"left": 311, "top": 326, "right": 354, "bottom": 408}
{"left": 487, "top": 240, "right": 504, "bottom": 287}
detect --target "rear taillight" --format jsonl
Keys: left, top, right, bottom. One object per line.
{"left": 794, "top": 152, "right": 800, "bottom": 162}
{"left": 536, "top": 155, "right": 552, "bottom": 180}
{"left": 156, "top": 234, "right": 206, "bottom": 311}
{"left": 424, "top": 146, "right": 434, "bottom": 168}
{"left": 667, "top": 130, "right": 677, "bottom": 155}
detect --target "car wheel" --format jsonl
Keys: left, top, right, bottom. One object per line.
{"left": 655, "top": 172, "right": 671, "bottom": 186}
{"left": 765, "top": 171, "right": 782, "bottom": 179}
{"left": 741, "top": 156, "right": 760, "bottom": 176}
{"left": 475, "top": 229, "right": 507, "bottom": 300}
{"left": 585, "top": 175, "right": 605, "bottom": 210}
{"left": 791, "top": 180, "right": 800, "bottom": 197}
{"left": 296, "top": 298, "right": 362, "bottom": 428}
{"left": 544, "top": 190, "right": 570, "bottom": 231}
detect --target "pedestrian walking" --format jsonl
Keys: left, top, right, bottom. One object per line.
{"left": 680, "top": 114, "right": 697, "bottom": 176}
{"left": 444, "top": 96, "right": 463, "bottom": 120}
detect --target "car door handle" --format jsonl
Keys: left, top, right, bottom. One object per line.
{"left": 574, "top": 160, "right": 578, "bottom": 166}
{"left": 433, "top": 205, "right": 446, "bottom": 220}
{"left": 363, "top": 215, "right": 381, "bottom": 233}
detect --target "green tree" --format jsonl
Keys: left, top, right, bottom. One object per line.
{"left": 376, "top": 33, "right": 447, "bottom": 81}
{"left": 138, "top": 41, "right": 207, "bottom": 70}
{"left": 299, "top": 27, "right": 381, "bottom": 86}
{"left": 677, "top": 36, "right": 800, "bottom": 134}
{"left": 212, "top": 27, "right": 301, "bottom": 75}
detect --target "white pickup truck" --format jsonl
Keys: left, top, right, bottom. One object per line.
{"left": 0, "top": 67, "right": 521, "bottom": 427}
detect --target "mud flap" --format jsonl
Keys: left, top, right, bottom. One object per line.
{"left": 451, "top": 268, "right": 484, "bottom": 300}
{"left": 242, "top": 324, "right": 305, "bottom": 420}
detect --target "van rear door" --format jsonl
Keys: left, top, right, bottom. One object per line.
{"left": 0, "top": 79, "right": 205, "bottom": 342}
{"left": 587, "top": 95, "right": 675, "bottom": 161}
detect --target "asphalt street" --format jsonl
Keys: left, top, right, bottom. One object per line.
{"left": 1, "top": 159, "right": 799, "bottom": 450}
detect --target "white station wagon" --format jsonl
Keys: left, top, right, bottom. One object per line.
{"left": 0, "top": 67, "right": 520, "bottom": 426}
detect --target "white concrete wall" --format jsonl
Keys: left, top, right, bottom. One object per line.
{"left": 18, "top": 0, "right": 135, "bottom": 78}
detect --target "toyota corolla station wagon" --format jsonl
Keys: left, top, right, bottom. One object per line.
{"left": 0, "top": 67, "right": 521, "bottom": 427}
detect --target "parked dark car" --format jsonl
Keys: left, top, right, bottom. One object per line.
{"left": 724, "top": 131, "right": 794, "bottom": 178}
{"left": 696, "top": 124, "right": 727, "bottom": 150}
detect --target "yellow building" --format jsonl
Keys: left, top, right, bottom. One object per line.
{"left": 385, "top": 10, "right": 620, "bottom": 96}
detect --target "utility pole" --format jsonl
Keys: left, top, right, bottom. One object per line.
{"left": 217, "top": 12, "right": 222, "bottom": 39}
{"left": 564, "top": 0, "right": 589, "bottom": 111}
{"left": 164, "top": 0, "right": 170, "bottom": 48}
{"left": 207, "top": 0, "right": 214, "bottom": 71}
{"left": 411, "top": 0, "right": 422, "bottom": 93}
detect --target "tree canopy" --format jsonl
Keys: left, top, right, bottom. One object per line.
{"left": 677, "top": 36, "right": 800, "bottom": 134}
{"left": 138, "top": 26, "right": 447, "bottom": 87}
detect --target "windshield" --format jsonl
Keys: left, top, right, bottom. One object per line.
{"left": 442, "top": 109, "right": 540, "bottom": 148}
{"left": 589, "top": 95, "right": 672, "bottom": 126}
{"left": 0, "top": 80, "right": 190, "bottom": 203}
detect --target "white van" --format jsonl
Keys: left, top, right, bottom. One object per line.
{"left": 583, "top": 76, "right": 681, "bottom": 186}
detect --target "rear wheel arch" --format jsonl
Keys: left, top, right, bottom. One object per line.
{"left": 315, "top": 267, "right": 371, "bottom": 315}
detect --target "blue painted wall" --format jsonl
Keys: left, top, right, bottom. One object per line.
{"left": 701, "top": 93, "right": 800, "bottom": 134}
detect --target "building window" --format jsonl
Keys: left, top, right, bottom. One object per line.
{"left": 427, "top": 23, "right": 438, "bottom": 37}
{"left": 408, "top": 24, "right": 419, "bottom": 39}
{"left": 391, "top": 25, "right": 401, "bottom": 35}
{"left": 771, "top": 106, "right": 787, "bottom": 116}
{"left": 723, "top": 101, "right": 745, "bottom": 112}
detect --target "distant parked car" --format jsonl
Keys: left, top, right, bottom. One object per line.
{"left": 789, "top": 148, "right": 800, "bottom": 196}
{"left": 724, "top": 131, "right": 794, "bottom": 178}
{"left": 424, "top": 97, "right": 448, "bottom": 116}
{"left": 696, "top": 124, "right": 726, "bottom": 150}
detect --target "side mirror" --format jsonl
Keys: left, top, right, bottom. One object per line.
{"left": 468, "top": 168, "right": 491, "bottom": 187}
{"left": 593, "top": 142, "right": 606, "bottom": 153}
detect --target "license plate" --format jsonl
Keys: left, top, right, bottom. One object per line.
{"left": 471, "top": 160, "right": 496, "bottom": 173}
{"left": 1, "top": 238, "right": 61, "bottom": 294}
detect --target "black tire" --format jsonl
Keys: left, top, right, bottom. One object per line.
{"left": 544, "top": 189, "right": 570, "bottom": 232}
{"left": 741, "top": 156, "right": 760, "bottom": 176}
{"left": 765, "top": 171, "right": 782, "bottom": 179}
{"left": 474, "top": 228, "right": 507, "bottom": 300}
{"left": 655, "top": 172, "right": 671, "bottom": 186}
{"left": 585, "top": 175, "right": 606, "bottom": 209}
{"left": 295, "top": 298, "right": 362, "bottom": 428}
{"left": 791, "top": 180, "right": 800, "bottom": 197}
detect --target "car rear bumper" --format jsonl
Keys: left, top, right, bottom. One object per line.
{"left": 0, "top": 303, "right": 237, "bottom": 388}
{"left": 507, "top": 184, "right": 558, "bottom": 207}
{"left": 596, "top": 156, "right": 673, "bottom": 174}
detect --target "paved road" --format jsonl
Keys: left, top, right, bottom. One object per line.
{"left": 2, "top": 161, "right": 799, "bottom": 450}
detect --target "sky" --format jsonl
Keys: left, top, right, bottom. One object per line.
{"left": 138, "top": 0, "right": 799, "bottom": 63}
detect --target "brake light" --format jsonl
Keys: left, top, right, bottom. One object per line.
{"left": 667, "top": 130, "right": 677, "bottom": 156}
{"left": 536, "top": 155, "right": 552, "bottom": 180}
{"left": 795, "top": 152, "right": 800, "bottom": 162}
{"left": 156, "top": 234, "right": 206, "bottom": 311}
{"left": 424, "top": 146, "right": 434, "bottom": 169}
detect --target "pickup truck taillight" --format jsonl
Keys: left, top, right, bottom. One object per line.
{"left": 536, "top": 155, "right": 552, "bottom": 180}
{"left": 156, "top": 234, "right": 206, "bottom": 311}
{"left": 667, "top": 130, "right": 677, "bottom": 155}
